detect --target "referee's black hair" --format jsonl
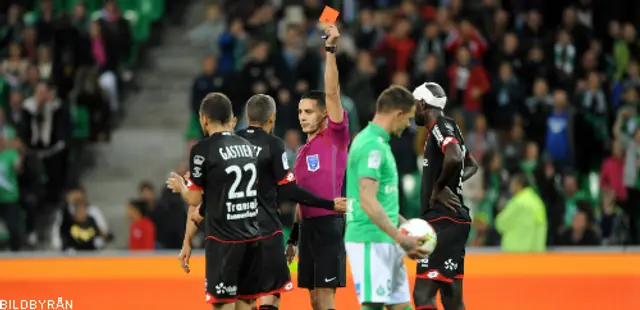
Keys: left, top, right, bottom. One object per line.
{"left": 200, "top": 92, "right": 233, "bottom": 125}
{"left": 376, "top": 85, "right": 414, "bottom": 113}
{"left": 246, "top": 94, "right": 276, "bottom": 125}
{"left": 300, "top": 90, "right": 326, "bottom": 109}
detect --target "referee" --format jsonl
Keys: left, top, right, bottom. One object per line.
{"left": 285, "top": 25, "right": 349, "bottom": 310}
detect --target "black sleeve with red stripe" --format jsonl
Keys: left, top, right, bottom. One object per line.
{"left": 278, "top": 183, "right": 335, "bottom": 209}
{"left": 433, "top": 118, "right": 460, "bottom": 154}
{"left": 271, "top": 140, "right": 334, "bottom": 209}
{"left": 187, "top": 141, "right": 206, "bottom": 191}
{"left": 271, "top": 140, "right": 296, "bottom": 186}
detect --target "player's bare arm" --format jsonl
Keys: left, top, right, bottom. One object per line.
{"left": 324, "top": 24, "right": 344, "bottom": 122}
{"left": 399, "top": 215, "right": 407, "bottom": 224}
{"left": 179, "top": 205, "right": 200, "bottom": 274}
{"left": 359, "top": 177, "right": 427, "bottom": 259}
{"left": 462, "top": 153, "right": 479, "bottom": 181}
{"left": 432, "top": 144, "right": 463, "bottom": 210}
{"left": 186, "top": 205, "right": 202, "bottom": 238}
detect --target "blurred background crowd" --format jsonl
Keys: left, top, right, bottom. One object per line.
{"left": 1, "top": 0, "right": 640, "bottom": 253}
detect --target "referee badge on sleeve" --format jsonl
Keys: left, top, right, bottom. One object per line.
{"left": 306, "top": 154, "right": 320, "bottom": 172}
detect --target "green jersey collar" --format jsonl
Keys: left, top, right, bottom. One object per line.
{"left": 368, "top": 122, "right": 390, "bottom": 142}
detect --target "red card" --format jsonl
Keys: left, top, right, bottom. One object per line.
{"left": 319, "top": 6, "right": 340, "bottom": 25}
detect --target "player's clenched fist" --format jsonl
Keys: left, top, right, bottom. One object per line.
{"left": 332, "top": 197, "right": 347, "bottom": 213}
{"left": 285, "top": 243, "right": 296, "bottom": 265}
{"left": 325, "top": 24, "right": 340, "bottom": 45}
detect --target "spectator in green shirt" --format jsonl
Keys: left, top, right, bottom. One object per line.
{"left": 520, "top": 141, "right": 539, "bottom": 191}
{"left": 495, "top": 173, "right": 547, "bottom": 253}
{"left": 0, "top": 135, "right": 22, "bottom": 251}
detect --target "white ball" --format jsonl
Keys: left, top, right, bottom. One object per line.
{"left": 398, "top": 218, "right": 437, "bottom": 255}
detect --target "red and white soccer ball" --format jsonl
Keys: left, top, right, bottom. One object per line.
{"left": 399, "top": 218, "right": 437, "bottom": 255}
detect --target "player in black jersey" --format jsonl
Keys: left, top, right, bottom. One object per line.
{"left": 411, "top": 82, "right": 479, "bottom": 310}
{"left": 236, "top": 94, "right": 346, "bottom": 310}
{"left": 166, "top": 92, "right": 264, "bottom": 310}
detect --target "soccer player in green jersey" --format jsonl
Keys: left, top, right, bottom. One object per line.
{"left": 345, "top": 85, "right": 428, "bottom": 310}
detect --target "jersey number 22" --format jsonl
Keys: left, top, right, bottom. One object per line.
{"left": 225, "top": 163, "right": 258, "bottom": 199}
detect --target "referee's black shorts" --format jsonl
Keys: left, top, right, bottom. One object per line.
{"left": 298, "top": 214, "right": 347, "bottom": 289}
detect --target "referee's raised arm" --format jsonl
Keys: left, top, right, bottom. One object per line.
{"left": 323, "top": 24, "right": 343, "bottom": 123}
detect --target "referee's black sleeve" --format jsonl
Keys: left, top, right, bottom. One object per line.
{"left": 271, "top": 140, "right": 334, "bottom": 210}
{"left": 278, "top": 182, "right": 334, "bottom": 210}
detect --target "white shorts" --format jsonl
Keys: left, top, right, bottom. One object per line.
{"left": 346, "top": 242, "right": 411, "bottom": 305}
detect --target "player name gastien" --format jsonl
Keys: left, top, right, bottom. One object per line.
{"left": 225, "top": 198, "right": 259, "bottom": 220}
{"left": 0, "top": 298, "right": 72, "bottom": 309}
{"left": 219, "top": 144, "right": 260, "bottom": 161}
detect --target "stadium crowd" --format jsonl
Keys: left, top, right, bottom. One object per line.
{"left": 0, "top": 0, "right": 175, "bottom": 251}
{"left": 182, "top": 0, "right": 640, "bottom": 251}
{"left": 2, "top": 0, "right": 640, "bottom": 252}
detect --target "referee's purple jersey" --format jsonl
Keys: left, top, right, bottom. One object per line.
{"left": 294, "top": 110, "right": 350, "bottom": 219}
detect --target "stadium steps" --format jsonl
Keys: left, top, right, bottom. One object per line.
{"left": 79, "top": 0, "right": 208, "bottom": 249}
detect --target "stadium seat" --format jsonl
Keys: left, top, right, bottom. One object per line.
{"left": 186, "top": 115, "right": 202, "bottom": 140}
{"left": 117, "top": 0, "right": 164, "bottom": 22}
{"left": 0, "top": 220, "right": 8, "bottom": 245}
{"left": 31, "top": 0, "right": 65, "bottom": 15}
{"left": 0, "top": 77, "right": 9, "bottom": 111}
{"left": 123, "top": 9, "right": 150, "bottom": 43}
{"left": 59, "top": 0, "right": 87, "bottom": 13}
{"left": 71, "top": 103, "right": 91, "bottom": 140}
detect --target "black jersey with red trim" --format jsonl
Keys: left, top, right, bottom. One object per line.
{"left": 236, "top": 126, "right": 295, "bottom": 236}
{"left": 420, "top": 116, "right": 469, "bottom": 216}
{"left": 187, "top": 132, "right": 260, "bottom": 242}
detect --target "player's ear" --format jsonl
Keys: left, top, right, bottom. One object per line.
{"left": 394, "top": 108, "right": 404, "bottom": 119}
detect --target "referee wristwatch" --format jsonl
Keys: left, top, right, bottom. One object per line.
{"left": 325, "top": 45, "right": 337, "bottom": 54}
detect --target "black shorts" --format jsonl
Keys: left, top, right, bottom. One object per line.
{"left": 298, "top": 215, "right": 347, "bottom": 289}
{"left": 258, "top": 232, "right": 294, "bottom": 295}
{"left": 416, "top": 204, "right": 471, "bottom": 283}
{"left": 205, "top": 237, "right": 264, "bottom": 303}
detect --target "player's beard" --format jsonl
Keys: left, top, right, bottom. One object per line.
{"left": 415, "top": 101, "right": 427, "bottom": 126}
{"left": 200, "top": 124, "right": 209, "bottom": 136}
{"left": 415, "top": 111, "right": 426, "bottom": 126}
